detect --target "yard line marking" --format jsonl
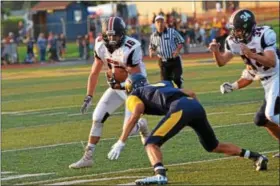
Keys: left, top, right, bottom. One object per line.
{"left": 1, "top": 173, "right": 55, "bottom": 181}
{"left": 197, "top": 86, "right": 262, "bottom": 95}
{"left": 2, "top": 122, "right": 252, "bottom": 153}
{"left": 47, "top": 176, "right": 145, "bottom": 185}
{"left": 67, "top": 113, "right": 84, "bottom": 116}
{"left": 17, "top": 149, "right": 278, "bottom": 186}
{"left": 1, "top": 105, "right": 81, "bottom": 115}
{"left": 207, "top": 112, "right": 228, "bottom": 115}
{"left": 15, "top": 112, "right": 42, "bottom": 116}
{"left": 40, "top": 112, "right": 67, "bottom": 116}
{"left": 117, "top": 182, "right": 136, "bottom": 186}
{"left": 67, "top": 111, "right": 123, "bottom": 117}
{"left": 237, "top": 112, "right": 255, "bottom": 116}
{"left": 1, "top": 171, "right": 14, "bottom": 175}
{"left": 2, "top": 99, "right": 262, "bottom": 116}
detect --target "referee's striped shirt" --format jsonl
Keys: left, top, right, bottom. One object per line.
{"left": 149, "top": 27, "right": 185, "bottom": 60}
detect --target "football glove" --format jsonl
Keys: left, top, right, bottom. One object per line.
{"left": 220, "top": 82, "right": 233, "bottom": 94}
{"left": 107, "top": 140, "right": 125, "bottom": 160}
{"left": 107, "top": 74, "right": 124, "bottom": 90}
{"left": 80, "top": 95, "right": 92, "bottom": 114}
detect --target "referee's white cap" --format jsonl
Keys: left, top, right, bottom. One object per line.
{"left": 155, "top": 15, "right": 165, "bottom": 21}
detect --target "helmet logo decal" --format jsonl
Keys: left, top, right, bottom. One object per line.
{"left": 240, "top": 12, "right": 251, "bottom": 22}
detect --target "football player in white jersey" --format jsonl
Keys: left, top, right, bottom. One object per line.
{"left": 69, "top": 17, "right": 150, "bottom": 169}
{"left": 209, "top": 9, "right": 280, "bottom": 157}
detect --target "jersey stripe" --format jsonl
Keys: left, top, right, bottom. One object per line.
{"left": 153, "top": 110, "right": 183, "bottom": 136}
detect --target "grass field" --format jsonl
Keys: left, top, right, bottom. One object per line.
{"left": 1, "top": 56, "right": 279, "bottom": 185}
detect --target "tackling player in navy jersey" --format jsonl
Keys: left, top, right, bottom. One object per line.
{"left": 108, "top": 73, "right": 268, "bottom": 185}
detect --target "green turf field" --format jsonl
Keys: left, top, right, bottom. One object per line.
{"left": 1, "top": 57, "right": 279, "bottom": 185}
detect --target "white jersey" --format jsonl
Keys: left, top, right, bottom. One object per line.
{"left": 94, "top": 36, "right": 147, "bottom": 77}
{"left": 225, "top": 26, "right": 279, "bottom": 79}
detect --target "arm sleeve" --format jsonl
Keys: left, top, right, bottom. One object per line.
{"left": 261, "top": 29, "right": 277, "bottom": 52}
{"left": 94, "top": 37, "right": 104, "bottom": 60}
{"left": 127, "top": 46, "right": 143, "bottom": 67}
{"left": 224, "top": 36, "right": 233, "bottom": 54}
{"left": 173, "top": 29, "right": 185, "bottom": 45}
{"left": 149, "top": 34, "right": 156, "bottom": 50}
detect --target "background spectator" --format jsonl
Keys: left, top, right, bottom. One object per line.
{"left": 76, "top": 35, "right": 84, "bottom": 59}
{"left": 23, "top": 35, "right": 36, "bottom": 64}
{"left": 48, "top": 32, "right": 58, "bottom": 63}
{"left": 7, "top": 32, "right": 18, "bottom": 64}
{"left": 18, "top": 21, "right": 26, "bottom": 43}
{"left": 83, "top": 34, "right": 90, "bottom": 60}
{"left": 60, "top": 33, "right": 66, "bottom": 61}
{"left": 37, "top": 33, "right": 47, "bottom": 62}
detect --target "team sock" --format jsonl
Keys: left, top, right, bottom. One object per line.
{"left": 153, "top": 162, "right": 166, "bottom": 176}
{"left": 240, "top": 149, "right": 260, "bottom": 161}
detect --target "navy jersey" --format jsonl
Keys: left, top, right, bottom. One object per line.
{"left": 126, "top": 81, "right": 188, "bottom": 115}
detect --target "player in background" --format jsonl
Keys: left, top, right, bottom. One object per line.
{"left": 108, "top": 73, "right": 268, "bottom": 185}
{"left": 209, "top": 9, "right": 279, "bottom": 157}
{"left": 69, "top": 17, "right": 150, "bottom": 169}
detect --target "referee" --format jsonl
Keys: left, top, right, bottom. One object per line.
{"left": 149, "top": 15, "right": 185, "bottom": 88}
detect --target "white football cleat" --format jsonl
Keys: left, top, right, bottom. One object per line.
{"left": 69, "top": 147, "right": 93, "bottom": 169}
{"left": 135, "top": 174, "right": 168, "bottom": 185}
{"left": 138, "top": 118, "right": 150, "bottom": 144}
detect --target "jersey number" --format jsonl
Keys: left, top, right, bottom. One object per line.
{"left": 241, "top": 49, "right": 270, "bottom": 71}
{"left": 125, "top": 40, "right": 136, "bottom": 49}
{"left": 253, "top": 27, "right": 264, "bottom": 37}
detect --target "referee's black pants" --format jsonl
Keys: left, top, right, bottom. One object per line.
{"left": 158, "top": 56, "right": 183, "bottom": 88}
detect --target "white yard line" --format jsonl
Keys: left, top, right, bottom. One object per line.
{"left": 207, "top": 112, "right": 228, "bottom": 115}
{"left": 1, "top": 105, "right": 80, "bottom": 115}
{"left": 1, "top": 173, "right": 55, "bottom": 181}
{"left": 40, "top": 112, "right": 67, "bottom": 116}
{"left": 46, "top": 176, "right": 145, "bottom": 185}
{"left": 2, "top": 86, "right": 263, "bottom": 115}
{"left": 197, "top": 86, "right": 261, "bottom": 95}
{"left": 1, "top": 171, "right": 14, "bottom": 175}
{"left": 17, "top": 149, "right": 278, "bottom": 186}
{"left": 237, "top": 112, "right": 255, "bottom": 116}
{"left": 2, "top": 122, "right": 252, "bottom": 153}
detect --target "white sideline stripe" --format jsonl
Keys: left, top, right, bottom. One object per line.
{"left": 1, "top": 171, "right": 14, "bottom": 175}
{"left": 1, "top": 173, "right": 55, "bottom": 181}
{"left": 2, "top": 122, "right": 252, "bottom": 153}
{"left": 47, "top": 176, "right": 145, "bottom": 185}
{"left": 237, "top": 112, "right": 255, "bottom": 116}
{"left": 17, "top": 149, "right": 277, "bottom": 186}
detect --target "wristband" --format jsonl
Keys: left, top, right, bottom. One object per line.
{"left": 231, "top": 82, "right": 239, "bottom": 90}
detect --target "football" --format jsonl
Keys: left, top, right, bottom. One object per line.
{"left": 106, "top": 67, "right": 128, "bottom": 82}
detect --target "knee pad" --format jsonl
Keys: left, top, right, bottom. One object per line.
{"left": 254, "top": 112, "right": 268, "bottom": 127}
{"left": 90, "top": 121, "right": 104, "bottom": 137}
